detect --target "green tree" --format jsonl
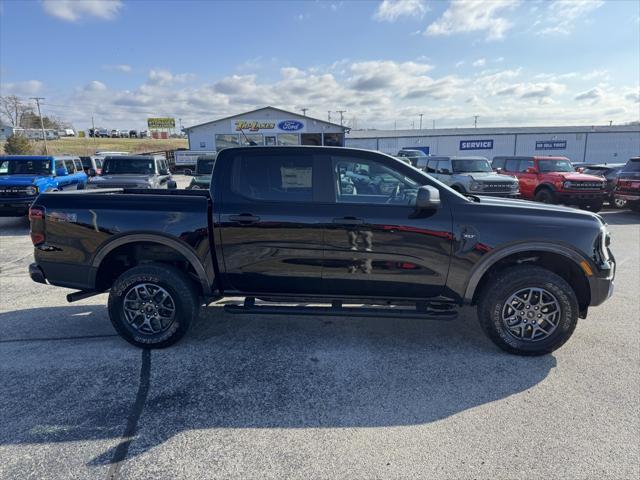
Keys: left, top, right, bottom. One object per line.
{"left": 3, "top": 134, "right": 33, "bottom": 155}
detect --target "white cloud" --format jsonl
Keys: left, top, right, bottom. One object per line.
{"left": 147, "top": 69, "right": 195, "bottom": 86}
{"left": 455, "top": 60, "right": 465, "bottom": 68}
{"left": 42, "top": 0, "right": 122, "bottom": 22}
{"left": 1, "top": 80, "right": 44, "bottom": 95}
{"left": 575, "top": 87, "right": 603, "bottom": 101}
{"left": 374, "top": 0, "right": 428, "bottom": 22}
{"left": 472, "top": 58, "right": 486, "bottom": 67}
{"left": 425, "top": 0, "right": 520, "bottom": 40}
{"left": 496, "top": 82, "right": 566, "bottom": 99}
{"left": 84, "top": 80, "right": 107, "bottom": 92}
{"left": 103, "top": 64, "right": 132, "bottom": 73}
{"left": 538, "top": 0, "right": 604, "bottom": 35}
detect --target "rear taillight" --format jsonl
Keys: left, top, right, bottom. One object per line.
{"left": 29, "top": 206, "right": 45, "bottom": 245}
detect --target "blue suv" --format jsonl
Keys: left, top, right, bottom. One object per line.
{"left": 0, "top": 155, "right": 88, "bottom": 216}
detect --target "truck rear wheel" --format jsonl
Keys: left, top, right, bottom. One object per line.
{"left": 477, "top": 266, "right": 579, "bottom": 356}
{"left": 108, "top": 264, "right": 199, "bottom": 348}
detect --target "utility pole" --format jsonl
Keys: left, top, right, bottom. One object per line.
{"left": 432, "top": 119, "right": 435, "bottom": 129}
{"left": 473, "top": 115, "right": 479, "bottom": 128}
{"left": 301, "top": 108, "right": 308, "bottom": 117}
{"left": 327, "top": 111, "right": 332, "bottom": 123}
{"left": 411, "top": 120, "right": 415, "bottom": 129}
{"left": 91, "top": 115, "right": 98, "bottom": 150}
{"left": 419, "top": 113, "right": 424, "bottom": 130}
{"left": 31, "top": 97, "right": 48, "bottom": 155}
{"left": 336, "top": 110, "right": 346, "bottom": 126}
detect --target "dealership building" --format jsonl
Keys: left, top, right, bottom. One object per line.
{"left": 184, "top": 106, "right": 348, "bottom": 152}
{"left": 345, "top": 125, "right": 640, "bottom": 164}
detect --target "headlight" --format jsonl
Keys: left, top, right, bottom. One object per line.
{"left": 511, "top": 182, "right": 519, "bottom": 190}
{"left": 469, "top": 181, "right": 482, "bottom": 191}
{"left": 25, "top": 186, "right": 38, "bottom": 196}
{"left": 563, "top": 181, "right": 571, "bottom": 189}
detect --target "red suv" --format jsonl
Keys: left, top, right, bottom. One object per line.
{"left": 492, "top": 156, "right": 606, "bottom": 211}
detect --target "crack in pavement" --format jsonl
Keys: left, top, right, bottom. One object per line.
{"left": 0, "top": 334, "right": 119, "bottom": 343}
{"left": 106, "top": 349, "right": 151, "bottom": 480}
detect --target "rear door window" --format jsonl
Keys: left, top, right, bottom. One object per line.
{"left": 426, "top": 158, "right": 438, "bottom": 173}
{"left": 73, "top": 159, "right": 83, "bottom": 172}
{"left": 233, "top": 154, "right": 314, "bottom": 202}
{"left": 63, "top": 159, "right": 76, "bottom": 173}
{"left": 519, "top": 159, "right": 535, "bottom": 172}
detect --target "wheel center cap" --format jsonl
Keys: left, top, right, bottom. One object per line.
{"left": 527, "top": 311, "right": 535, "bottom": 318}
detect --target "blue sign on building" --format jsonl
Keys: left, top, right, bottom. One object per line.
{"left": 535, "top": 140, "right": 567, "bottom": 150}
{"left": 278, "top": 120, "right": 304, "bottom": 131}
{"left": 460, "top": 139, "right": 494, "bottom": 150}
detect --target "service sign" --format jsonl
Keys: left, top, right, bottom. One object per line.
{"left": 232, "top": 119, "right": 306, "bottom": 133}
{"left": 460, "top": 139, "right": 494, "bottom": 150}
{"left": 148, "top": 117, "right": 175, "bottom": 129}
{"left": 535, "top": 140, "right": 567, "bottom": 150}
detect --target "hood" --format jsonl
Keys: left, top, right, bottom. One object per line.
{"left": 92, "top": 175, "right": 153, "bottom": 185}
{"left": 475, "top": 195, "right": 603, "bottom": 222}
{"left": 464, "top": 172, "right": 517, "bottom": 183}
{"left": 0, "top": 175, "right": 40, "bottom": 186}
{"left": 546, "top": 171, "right": 604, "bottom": 182}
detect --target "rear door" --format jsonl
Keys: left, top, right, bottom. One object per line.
{"left": 215, "top": 149, "right": 330, "bottom": 294}
{"left": 517, "top": 157, "right": 537, "bottom": 197}
{"left": 322, "top": 151, "right": 453, "bottom": 299}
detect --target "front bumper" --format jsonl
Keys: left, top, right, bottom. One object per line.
{"left": 0, "top": 197, "right": 34, "bottom": 216}
{"left": 29, "top": 263, "right": 47, "bottom": 284}
{"left": 589, "top": 256, "right": 615, "bottom": 306}
{"left": 556, "top": 191, "right": 607, "bottom": 202}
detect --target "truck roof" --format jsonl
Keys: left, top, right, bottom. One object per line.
{"left": 0, "top": 155, "right": 78, "bottom": 161}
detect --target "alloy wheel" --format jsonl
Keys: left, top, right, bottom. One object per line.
{"left": 501, "top": 287, "right": 561, "bottom": 342}
{"left": 123, "top": 283, "right": 176, "bottom": 335}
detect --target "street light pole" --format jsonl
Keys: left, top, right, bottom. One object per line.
{"left": 419, "top": 113, "right": 423, "bottom": 130}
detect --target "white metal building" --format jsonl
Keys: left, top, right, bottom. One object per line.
{"left": 346, "top": 125, "right": 640, "bottom": 164}
{"left": 185, "top": 106, "right": 349, "bottom": 152}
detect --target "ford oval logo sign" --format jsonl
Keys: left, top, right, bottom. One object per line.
{"left": 278, "top": 120, "right": 304, "bottom": 131}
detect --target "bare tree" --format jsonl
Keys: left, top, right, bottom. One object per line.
{"left": 0, "top": 95, "right": 33, "bottom": 127}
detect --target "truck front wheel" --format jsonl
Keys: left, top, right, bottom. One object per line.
{"left": 108, "top": 264, "right": 199, "bottom": 348}
{"left": 534, "top": 188, "right": 556, "bottom": 204}
{"left": 477, "top": 266, "right": 579, "bottom": 355}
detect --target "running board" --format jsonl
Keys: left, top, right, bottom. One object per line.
{"left": 224, "top": 298, "right": 457, "bottom": 320}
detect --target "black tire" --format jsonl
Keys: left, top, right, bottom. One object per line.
{"left": 108, "top": 264, "right": 199, "bottom": 348}
{"left": 611, "top": 196, "right": 627, "bottom": 209}
{"left": 534, "top": 188, "right": 556, "bottom": 204}
{"left": 587, "top": 199, "right": 603, "bottom": 212}
{"left": 477, "top": 266, "right": 579, "bottom": 356}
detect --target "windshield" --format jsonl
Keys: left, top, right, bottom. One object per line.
{"left": 102, "top": 158, "right": 154, "bottom": 175}
{"left": 403, "top": 150, "right": 427, "bottom": 157}
{"left": 0, "top": 159, "right": 51, "bottom": 175}
{"left": 538, "top": 159, "right": 574, "bottom": 173}
{"left": 452, "top": 159, "right": 492, "bottom": 173}
{"left": 622, "top": 160, "right": 640, "bottom": 173}
{"left": 196, "top": 159, "right": 215, "bottom": 175}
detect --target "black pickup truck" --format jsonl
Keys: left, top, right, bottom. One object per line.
{"left": 28, "top": 146, "right": 615, "bottom": 355}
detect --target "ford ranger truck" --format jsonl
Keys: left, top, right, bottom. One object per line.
{"left": 0, "top": 155, "right": 87, "bottom": 216}
{"left": 28, "top": 146, "right": 615, "bottom": 355}
{"left": 492, "top": 156, "right": 606, "bottom": 211}
{"left": 614, "top": 157, "right": 640, "bottom": 212}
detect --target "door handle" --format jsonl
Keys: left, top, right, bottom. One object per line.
{"left": 333, "top": 217, "right": 364, "bottom": 225}
{"left": 229, "top": 214, "right": 261, "bottom": 223}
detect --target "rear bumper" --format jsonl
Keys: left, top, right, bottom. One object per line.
{"left": 0, "top": 197, "right": 33, "bottom": 216}
{"left": 29, "top": 263, "right": 47, "bottom": 284}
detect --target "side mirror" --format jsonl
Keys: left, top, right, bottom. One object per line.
{"left": 87, "top": 168, "right": 97, "bottom": 177}
{"left": 576, "top": 167, "right": 585, "bottom": 173}
{"left": 414, "top": 185, "right": 441, "bottom": 214}
{"left": 440, "top": 169, "right": 451, "bottom": 175}
{"left": 55, "top": 167, "right": 68, "bottom": 176}
{"left": 184, "top": 169, "right": 193, "bottom": 176}
{"left": 167, "top": 180, "right": 178, "bottom": 190}
{"left": 495, "top": 167, "right": 503, "bottom": 174}
{"left": 526, "top": 167, "right": 538, "bottom": 174}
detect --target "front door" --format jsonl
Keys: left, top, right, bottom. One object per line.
{"left": 215, "top": 149, "right": 328, "bottom": 294}
{"left": 322, "top": 152, "right": 453, "bottom": 299}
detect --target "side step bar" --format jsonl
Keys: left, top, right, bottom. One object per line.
{"left": 224, "top": 298, "right": 457, "bottom": 320}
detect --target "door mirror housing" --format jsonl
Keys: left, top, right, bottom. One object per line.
{"left": 526, "top": 167, "right": 538, "bottom": 174}
{"left": 414, "top": 185, "right": 441, "bottom": 214}
{"left": 87, "top": 168, "right": 97, "bottom": 177}
{"left": 576, "top": 167, "right": 585, "bottom": 173}
{"left": 184, "top": 169, "right": 193, "bottom": 176}
{"left": 495, "top": 167, "right": 503, "bottom": 174}
{"left": 167, "top": 180, "right": 178, "bottom": 190}
{"left": 55, "top": 167, "right": 68, "bottom": 176}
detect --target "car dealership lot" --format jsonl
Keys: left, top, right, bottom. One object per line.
{"left": 1, "top": 208, "right": 638, "bottom": 480}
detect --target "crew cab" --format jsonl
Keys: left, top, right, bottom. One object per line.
{"left": 0, "top": 155, "right": 87, "bottom": 216}
{"left": 492, "top": 156, "right": 606, "bottom": 211}
{"left": 28, "top": 146, "right": 615, "bottom": 355}
{"left": 185, "top": 155, "right": 216, "bottom": 190}
{"left": 421, "top": 156, "right": 519, "bottom": 198}
{"left": 614, "top": 157, "right": 640, "bottom": 212}
{"left": 580, "top": 163, "right": 627, "bottom": 208}
{"left": 87, "top": 155, "right": 176, "bottom": 189}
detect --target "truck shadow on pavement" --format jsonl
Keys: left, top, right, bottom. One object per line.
{"left": 1, "top": 301, "right": 556, "bottom": 467}
{"left": 600, "top": 209, "right": 639, "bottom": 225}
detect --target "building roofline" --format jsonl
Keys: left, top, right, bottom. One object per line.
{"left": 184, "top": 106, "right": 348, "bottom": 131}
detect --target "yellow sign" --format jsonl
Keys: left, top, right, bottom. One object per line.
{"left": 234, "top": 120, "right": 276, "bottom": 132}
{"left": 148, "top": 117, "right": 175, "bottom": 129}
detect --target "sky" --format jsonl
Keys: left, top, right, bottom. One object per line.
{"left": 0, "top": 0, "right": 639, "bottom": 131}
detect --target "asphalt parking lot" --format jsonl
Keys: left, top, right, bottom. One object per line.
{"left": 1, "top": 199, "right": 638, "bottom": 479}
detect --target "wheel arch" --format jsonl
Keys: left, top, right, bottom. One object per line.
{"left": 534, "top": 183, "right": 557, "bottom": 195}
{"left": 465, "top": 243, "right": 592, "bottom": 315}
{"left": 90, "top": 233, "right": 211, "bottom": 295}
